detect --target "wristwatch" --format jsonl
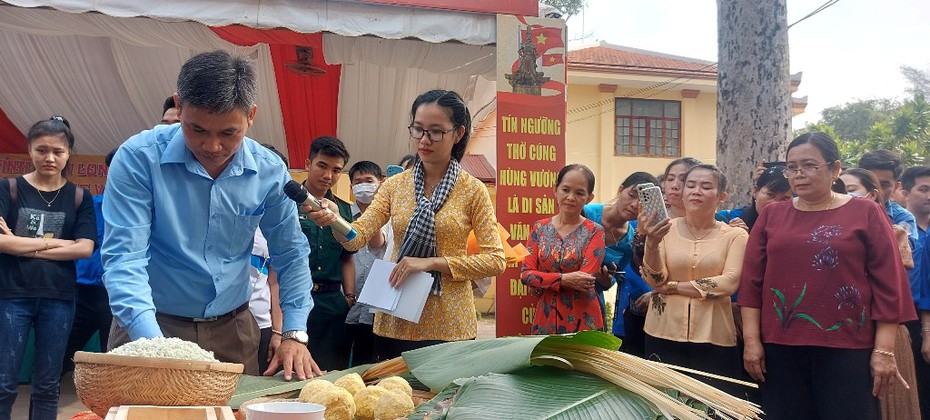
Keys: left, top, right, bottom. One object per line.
{"left": 281, "top": 330, "right": 309, "bottom": 345}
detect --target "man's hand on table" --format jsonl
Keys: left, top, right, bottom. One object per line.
{"left": 264, "top": 339, "right": 322, "bottom": 381}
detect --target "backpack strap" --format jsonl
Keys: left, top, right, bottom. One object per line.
{"left": 6, "top": 178, "right": 83, "bottom": 211}
{"left": 74, "top": 183, "right": 83, "bottom": 210}
{"left": 7, "top": 177, "right": 16, "bottom": 203}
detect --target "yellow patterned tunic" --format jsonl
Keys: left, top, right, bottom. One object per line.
{"left": 343, "top": 169, "right": 506, "bottom": 341}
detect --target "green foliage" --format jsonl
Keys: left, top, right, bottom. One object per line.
{"left": 541, "top": 0, "right": 586, "bottom": 18}
{"left": 819, "top": 98, "right": 899, "bottom": 143}
{"left": 801, "top": 92, "right": 930, "bottom": 168}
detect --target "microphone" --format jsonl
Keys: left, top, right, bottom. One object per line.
{"left": 284, "top": 180, "right": 357, "bottom": 241}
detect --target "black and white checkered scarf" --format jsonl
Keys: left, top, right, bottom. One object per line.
{"left": 397, "top": 159, "right": 461, "bottom": 296}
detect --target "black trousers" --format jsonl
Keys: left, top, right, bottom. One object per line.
{"left": 644, "top": 334, "right": 743, "bottom": 398}
{"left": 373, "top": 335, "right": 447, "bottom": 361}
{"left": 618, "top": 310, "right": 647, "bottom": 358}
{"left": 760, "top": 344, "right": 880, "bottom": 420}
{"left": 257, "top": 327, "right": 272, "bottom": 374}
{"left": 904, "top": 319, "right": 930, "bottom": 420}
{"left": 345, "top": 323, "right": 376, "bottom": 367}
{"left": 62, "top": 284, "right": 111, "bottom": 374}
{"left": 306, "top": 290, "right": 349, "bottom": 371}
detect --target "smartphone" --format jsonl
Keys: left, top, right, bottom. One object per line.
{"left": 637, "top": 182, "right": 669, "bottom": 222}
{"left": 386, "top": 165, "right": 404, "bottom": 177}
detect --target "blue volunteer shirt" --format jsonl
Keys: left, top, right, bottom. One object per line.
{"left": 888, "top": 200, "right": 919, "bottom": 248}
{"left": 75, "top": 194, "right": 105, "bottom": 286}
{"left": 915, "top": 226, "right": 930, "bottom": 311}
{"left": 102, "top": 124, "right": 313, "bottom": 340}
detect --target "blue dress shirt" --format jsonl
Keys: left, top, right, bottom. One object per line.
{"left": 75, "top": 194, "right": 105, "bottom": 286}
{"left": 888, "top": 200, "right": 919, "bottom": 248}
{"left": 102, "top": 124, "right": 313, "bottom": 340}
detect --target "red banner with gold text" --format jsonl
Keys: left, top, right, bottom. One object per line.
{"left": 495, "top": 15, "right": 567, "bottom": 337}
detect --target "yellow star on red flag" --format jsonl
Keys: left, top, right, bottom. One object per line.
{"left": 536, "top": 33, "right": 548, "bottom": 45}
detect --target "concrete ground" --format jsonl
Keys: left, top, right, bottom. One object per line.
{"left": 12, "top": 371, "right": 84, "bottom": 419}
{"left": 12, "top": 316, "right": 498, "bottom": 419}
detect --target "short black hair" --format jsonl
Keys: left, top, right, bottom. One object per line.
{"left": 620, "top": 172, "right": 658, "bottom": 190}
{"left": 901, "top": 166, "right": 930, "bottom": 192}
{"left": 308, "top": 136, "right": 349, "bottom": 164}
{"left": 162, "top": 96, "right": 176, "bottom": 115}
{"left": 260, "top": 143, "right": 288, "bottom": 165}
{"left": 399, "top": 154, "right": 416, "bottom": 169}
{"left": 177, "top": 50, "right": 256, "bottom": 116}
{"left": 859, "top": 149, "right": 904, "bottom": 180}
{"left": 349, "top": 161, "right": 384, "bottom": 180}
{"left": 105, "top": 148, "right": 118, "bottom": 167}
{"left": 756, "top": 164, "right": 791, "bottom": 193}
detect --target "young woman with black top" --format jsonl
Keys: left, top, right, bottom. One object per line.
{"left": 0, "top": 117, "right": 96, "bottom": 420}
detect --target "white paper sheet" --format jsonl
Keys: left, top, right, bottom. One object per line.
{"left": 357, "top": 259, "right": 401, "bottom": 311}
{"left": 358, "top": 259, "right": 433, "bottom": 323}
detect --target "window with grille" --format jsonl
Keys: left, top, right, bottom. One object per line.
{"left": 615, "top": 99, "right": 681, "bottom": 157}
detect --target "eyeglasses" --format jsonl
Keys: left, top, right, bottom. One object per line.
{"left": 408, "top": 125, "right": 457, "bottom": 142}
{"left": 782, "top": 163, "right": 827, "bottom": 178}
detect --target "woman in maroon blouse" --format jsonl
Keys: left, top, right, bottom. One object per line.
{"left": 738, "top": 132, "right": 916, "bottom": 419}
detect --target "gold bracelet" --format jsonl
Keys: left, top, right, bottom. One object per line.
{"left": 43, "top": 238, "right": 49, "bottom": 250}
{"left": 666, "top": 281, "right": 679, "bottom": 294}
{"left": 873, "top": 349, "right": 895, "bottom": 357}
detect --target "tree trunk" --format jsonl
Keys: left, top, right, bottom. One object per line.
{"left": 716, "top": 0, "right": 791, "bottom": 206}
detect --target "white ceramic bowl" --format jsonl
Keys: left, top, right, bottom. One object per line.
{"left": 246, "top": 402, "right": 326, "bottom": 420}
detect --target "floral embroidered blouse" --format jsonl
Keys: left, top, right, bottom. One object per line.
{"left": 738, "top": 199, "right": 916, "bottom": 349}
{"left": 641, "top": 220, "right": 748, "bottom": 347}
{"left": 521, "top": 217, "right": 606, "bottom": 334}
{"left": 342, "top": 169, "right": 505, "bottom": 341}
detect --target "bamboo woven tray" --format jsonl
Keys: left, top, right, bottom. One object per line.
{"left": 74, "top": 352, "right": 244, "bottom": 418}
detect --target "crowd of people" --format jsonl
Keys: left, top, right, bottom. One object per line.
{"left": 1, "top": 49, "right": 929, "bottom": 420}
{"left": 517, "top": 132, "right": 930, "bottom": 419}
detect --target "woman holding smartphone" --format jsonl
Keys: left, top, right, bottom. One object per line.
{"left": 640, "top": 164, "right": 748, "bottom": 395}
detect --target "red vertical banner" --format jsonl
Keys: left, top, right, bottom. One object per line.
{"left": 495, "top": 15, "right": 567, "bottom": 337}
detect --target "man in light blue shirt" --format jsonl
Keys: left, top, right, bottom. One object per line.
{"left": 102, "top": 50, "right": 318, "bottom": 379}
{"left": 859, "top": 150, "right": 919, "bottom": 247}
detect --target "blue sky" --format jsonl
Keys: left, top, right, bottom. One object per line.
{"left": 565, "top": 0, "right": 930, "bottom": 127}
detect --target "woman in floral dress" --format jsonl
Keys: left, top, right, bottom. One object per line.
{"left": 521, "top": 164, "right": 605, "bottom": 334}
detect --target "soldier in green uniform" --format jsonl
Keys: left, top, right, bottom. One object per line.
{"left": 298, "top": 136, "right": 355, "bottom": 370}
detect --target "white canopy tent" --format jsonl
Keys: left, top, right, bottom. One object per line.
{"left": 0, "top": 0, "right": 500, "bottom": 164}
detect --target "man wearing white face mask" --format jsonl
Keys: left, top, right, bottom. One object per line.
{"left": 345, "top": 161, "right": 393, "bottom": 365}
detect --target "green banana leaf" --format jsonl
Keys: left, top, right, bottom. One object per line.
{"left": 228, "top": 364, "right": 372, "bottom": 408}
{"left": 412, "top": 366, "right": 658, "bottom": 420}
{"left": 402, "top": 331, "right": 621, "bottom": 392}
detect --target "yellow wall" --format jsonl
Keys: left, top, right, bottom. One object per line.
{"left": 565, "top": 84, "right": 718, "bottom": 202}
{"left": 288, "top": 169, "right": 353, "bottom": 203}
{"left": 466, "top": 81, "right": 719, "bottom": 204}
